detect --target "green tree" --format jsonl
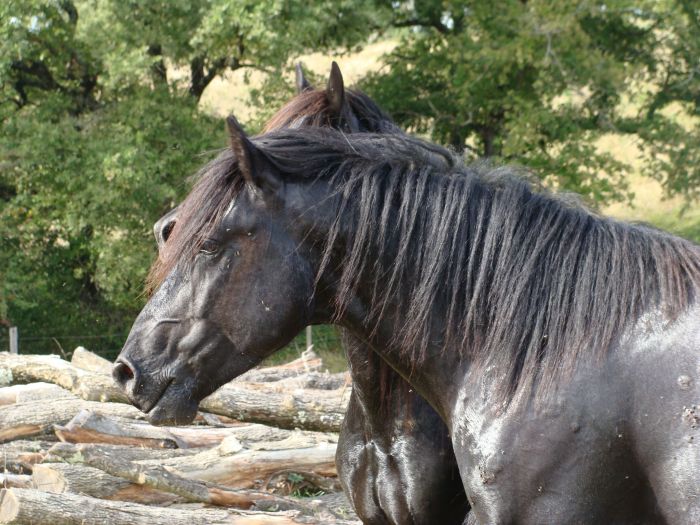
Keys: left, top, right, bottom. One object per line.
{"left": 363, "top": 0, "right": 699, "bottom": 204}
{"left": 0, "top": 0, "right": 376, "bottom": 354}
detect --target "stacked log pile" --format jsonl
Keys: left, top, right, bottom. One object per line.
{"left": 0, "top": 348, "right": 358, "bottom": 524}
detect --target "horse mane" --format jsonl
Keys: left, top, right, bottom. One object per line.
{"left": 262, "top": 88, "right": 400, "bottom": 134}
{"left": 253, "top": 128, "right": 700, "bottom": 402}
{"left": 148, "top": 112, "right": 700, "bottom": 404}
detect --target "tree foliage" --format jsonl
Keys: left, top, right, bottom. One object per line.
{"left": 0, "top": 0, "right": 373, "bottom": 351}
{"left": 363, "top": 0, "right": 700, "bottom": 203}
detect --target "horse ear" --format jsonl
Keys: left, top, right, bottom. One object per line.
{"left": 295, "top": 62, "right": 312, "bottom": 93}
{"left": 226, "top": 115, "right": 279, "bottom": 192}
{"left": 326, "top": 61, "right": 346, "bottom": 117}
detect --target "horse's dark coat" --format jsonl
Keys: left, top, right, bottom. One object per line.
{"left": 117, "top": 110, "right": 700, "bottom": 523}
{"left": 150, "top": 64, "right": 468, "bottom": 524}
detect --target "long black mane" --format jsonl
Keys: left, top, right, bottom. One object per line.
{"left": 155, "top": 127, "right": 700, "bottom": 402}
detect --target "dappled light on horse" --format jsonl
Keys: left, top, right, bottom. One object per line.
{"left": 116, "top": 96, "right": 700, "bottom": 523}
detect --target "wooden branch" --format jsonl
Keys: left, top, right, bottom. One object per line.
{"left": 0, "top": 352, "right": 349, "bottom": 431}
{"left": 258, "top": 373, "right": 348, "bottom": 391}
{"left": 0, "top": 399, "right": 142, "bottom": 442}
{"left": 48, "top": 435, "right": 338, "bottom": 492}
{"left": 237, "top": 349, "right": 322, "bottom": 382}
{"left": 0, "top": 488, "right": 334, "bottom": 525}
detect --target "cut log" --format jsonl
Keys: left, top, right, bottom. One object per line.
{"left": 0, "top": 474, "right": 31, "bottom": 489}
{"left": 0, "top": 353, "right": 126, "bottom": 403}
{"left": 0, "top": 399, "right": 142, "bottom": 443}
{"left": 0, "top": 382, "right": 76, "bottom": 406}
{"left": 70, "top": 347, "right": 113, "bottom": 375}
{"left": 55, "top": 410, "right": 253, "bottom": 449}
{"left": 201, "top": 383, "right": 349, "bottom": 432}
{"left": 260, "top": 372, "right": 349, "bottom": 391}
{"left": 62, "top": 444, "right": 302, "bottom": 510}
{"left": 48, "top": 436, "right": 338, "bottom": 492}
{"left": 237, "top": 349, "right": 322, "bottom": 382}
{"left": 0, "top": 441, "right": 54, "bottom": 474}
{"left": 140, "top": 439, "right": 338, "bottom": 489}
{"left": 31, "top": 463, "right": 179, "bottom": 504}
{"left": 46, "top": 442, "right": 200, "bottom": 464}
{"left": 0, "top": 488, "right": 342, "bottom": 525}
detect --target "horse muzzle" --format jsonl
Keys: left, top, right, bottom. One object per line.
{"left": 112, "top": 357, "right": 198, "bottom": 425}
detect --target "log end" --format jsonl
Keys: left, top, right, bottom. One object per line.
{"left": 30, "top": 464, "right": 66, "bottom": 494}
{"left": 0, "top": 488, "right": 19, "bottom": 523}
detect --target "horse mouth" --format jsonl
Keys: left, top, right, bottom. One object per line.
{"left": 144, "top": 377, "right": 198, "bottom": 426}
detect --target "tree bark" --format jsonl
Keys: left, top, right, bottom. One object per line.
{"left": 0, "top": 383, "right": 75, "bottom": 406}
{"left": 55, "top": 410, "right": 251, "bottom": 449}
{"left": 0, "top": 488, "right": 337, "bottom": 525}
{"left": 201, "top": 383, "right": 349, "bottom": 432}
{"left": 0, "top": 474, "right": 31, "bottom": 489}
{"left": 31, "top": 463, "right": 179, "bottom": 505}
{"left": 0, "top": 399, "right": 142, "bottom": 442}
{"left": 139, "top": 440, "right": 338, "bottom": 490}
{"left": 0, "top": 441, "right": 54, "bottom": 474}
{"left": 0, "top": 353, "right": 126, "bottom": 403}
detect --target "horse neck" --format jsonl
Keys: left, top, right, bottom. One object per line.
{"left": 307, "top": 201, "right": 467, "bottom": 420}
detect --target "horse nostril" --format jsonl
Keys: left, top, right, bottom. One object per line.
{"left": 113, "top": 360, "right": 135, "bottom": 387}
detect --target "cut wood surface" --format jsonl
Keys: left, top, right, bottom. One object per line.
{"left": 0, "top": 488, "right": 350, "bottom": 525}
{"left": 0, "top": 399, "right": 142, "bottom": 443}
{"left": 70, "top": 347, "right": 113, "bottom": 375}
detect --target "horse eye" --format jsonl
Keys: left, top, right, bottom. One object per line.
{"left": 199, "top": 239, "right": 220, "bottom": 254}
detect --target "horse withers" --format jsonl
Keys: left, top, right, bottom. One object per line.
{"left": 115, "top": 116, "right": 700, "bottom": 523}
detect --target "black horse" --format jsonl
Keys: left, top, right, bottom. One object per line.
{"left": 116, "top": 116, "right": 700, "bottom": 523}
{"left": 152, "top": 63, "right": 468, "bottom": 525}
